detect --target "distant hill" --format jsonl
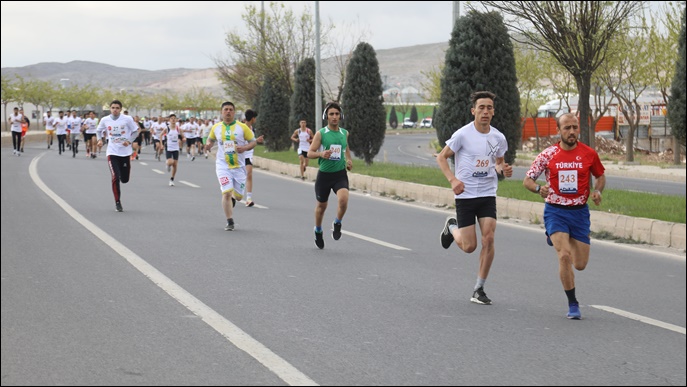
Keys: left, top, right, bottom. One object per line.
{"left": 1, "top": 42, "right": 449, "bottom": 100}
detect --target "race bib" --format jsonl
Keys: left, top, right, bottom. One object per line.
{"left": 223, "top": 140, "right": 236, "bottom": 154}
{"left": 472, "top": 156, "right": 490, "bottom": 178}
{"left": 329, "top": 144, "right": 342, "bottom": 161}
{"left": 558, "top": 170, "right": 578, "bottom": 194}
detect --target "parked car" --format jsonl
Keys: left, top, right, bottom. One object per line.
{"left": 420, "top": 118, "right": 432, "bottom": 128}
{"left": 402, "top": 118, "right": 416, "bottom": 128}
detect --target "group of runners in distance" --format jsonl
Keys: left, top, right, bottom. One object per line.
{"left": 16, "top": 92, "right": 605, "bottom": 320}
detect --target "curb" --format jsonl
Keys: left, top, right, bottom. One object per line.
{"left": 253, "top": 156, "right": 686, "bottom": 251}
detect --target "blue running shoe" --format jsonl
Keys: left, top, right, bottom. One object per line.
{"left": 567, "top": 302, "right": 581, "bottom": 319}
{"left": 545, "top": 232, "right": 553, "bottom": 247}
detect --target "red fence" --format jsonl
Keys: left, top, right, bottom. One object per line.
{"left": 521, "top": 116, "right": 615, "bottom": 140}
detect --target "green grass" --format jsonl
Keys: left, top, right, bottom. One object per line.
{"left": 254, "top": 145, "right": 686, "bottom": 224}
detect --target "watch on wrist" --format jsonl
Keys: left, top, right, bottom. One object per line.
{"left": 535, "top": 185, "right": 541, "bottom": 193}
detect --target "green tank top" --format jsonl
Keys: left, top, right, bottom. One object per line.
{"left": 318, "top": 127, "right": 348, "bottom": 173}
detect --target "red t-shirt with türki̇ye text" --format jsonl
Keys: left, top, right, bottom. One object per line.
{"left": 525, "top": 142, "right": 605, "bottom": 206}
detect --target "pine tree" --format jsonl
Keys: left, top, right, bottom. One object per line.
{"left": 341, "top": 42, "right": 387, "bottom": 166}
{"left": 434, "top": 10, "right": 521, "bottom": 163}
{"left": 256, "top": 75, "right": 291, "bottom": 151}
{"left": 389, "top": 105, "right": 398, "bottom": 129}
{"left": 668, "top": 9, "right": 686, "bottom": 149}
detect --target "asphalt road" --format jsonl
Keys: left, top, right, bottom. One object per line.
{"left": 379, "top": 133, "right": 687, "bottom": 197}
{"left": 2, "top": 143, "right": 685, "bottom": 385}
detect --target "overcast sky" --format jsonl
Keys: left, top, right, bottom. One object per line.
{"left": 1, "top": 1, "right": 459, "bottom": 71}
{"left": 2, "top": 1, "right": 671, "bottom": 71}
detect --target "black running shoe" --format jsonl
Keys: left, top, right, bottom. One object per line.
{"left": 115, "top": 202, "right": 123, "bottom": 212}
{"left": 440, "top": 216, "right": 457, "bottom": 249}
{"left": 225, "top": 219, "right": 235, "bottom": 231}
{"left": 332, "top": 221, "right": 342, "bottom": 240}
{"left": 470, "top": 287, "right": 492, "bottom": 305}
{"left": 231, "top": 197, "right": 236, "bottom": 208}
{"left": 314, "top": 230, "right": 324, "bottom": 249}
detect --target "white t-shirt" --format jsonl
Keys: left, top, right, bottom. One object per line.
{"left": 83, "top": 118, "right": 98, "bottom": 134}
{"left": 96, "top": 114, "right": 140, "bottom": 157}
{"left": 165, "top": 126, "right": 182, "bottom": 151}
{"left": 68, "top": 116, "right": 83, "bottom": 134}
{"left": 53, "top": 116, "right": 69, "bottom": 135}
{"left": 445, "top": 122, "right": 508, "bottom": 199}
{"left": 44, "top": 115, "right": 55, "bottom": 130}
{"left": 9, "top": 113, "right": 23, "bottom": 132}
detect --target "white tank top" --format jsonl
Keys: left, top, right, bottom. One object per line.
{"left": 298, "top": 128, "right": 311, "bottom": 152}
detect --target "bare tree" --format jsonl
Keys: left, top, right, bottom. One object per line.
{"left": 213, "top": 3, "right": 333, "bottom": 106}
{"left": 647, "top": 1, "right": 683, "bottom": 164}
{"left": 475, "top": 1, "right": 643, "bottom": 145}
{"left": 320, "top": 17, "right": 370, "bottom": 102}
{"left": 599, "top": 23, "right": 653, "bottom": 162}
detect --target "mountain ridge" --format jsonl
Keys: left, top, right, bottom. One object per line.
{"left": 1, "top": 42, "right": 449, "bottom": 100}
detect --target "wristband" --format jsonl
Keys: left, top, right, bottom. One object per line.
{"left": 535, "top": 185, "right": 541, "bottom": 193}
{"left": 594, "top": 189, "right": 602, "bottom": 196}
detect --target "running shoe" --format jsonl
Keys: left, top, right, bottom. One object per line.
{"left": 231, "top": 197, "right": 236, "bottom": 208}
{"left": 167, "top": 164, "right": 171, "bottom": 172}
{"left": 440, "top": 216, "right": 457, "bottom": 249}
{"left": 115, "top": 202, "right": 123, "bottom": 212}
{"left": 314, "top": 230, "right": 325, "bottom": 249}
{"left": 567, "top": 302, "right": 581, "bottom": 319}
{"left": 225, "top": 219, "right": 235, "bottom": 231}
{"left": 169, "top": 179, "right": 174, "bottom": 186}
{"left": 245, "top": 200, "right": 255, "bottom": 207}
{"left": 470, "top": 287, "right": 492, "bottom": 305}
{"left": 191, "top": 156, "right": 195, "bottom": 161}
{"left": 332, "top": 221, "right": 342, "bottom": 240}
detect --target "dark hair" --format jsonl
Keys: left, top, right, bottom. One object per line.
{"left": 470, "top": 91, "right": 496, "bottom": 107}
{"left": 221, "top": 101, "right": 235, "bottom": 109}
{"left": 59, "top": 111, "right": 64, "bottom": 114}
{"left": 110, "top": 100, "right": 123, "bottom": 108}
{"left": 244, "top": 109, "right": 258, "bottom": 121}
{"left": 323, "top": 101, "right": 344, "bottom": 120}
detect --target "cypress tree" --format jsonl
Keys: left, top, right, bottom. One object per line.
{"left": 434, "top": 10, "right": 520, "bottom": 163}
{"left": 290, "top": 57, "right": 324, "bottom": 133}
{"left": 389, "top": 105, "right": 398, "bottom": 129}
{"left": 341, "top": 42, "right": 387, "bottom": 166}
{"left": 410, "top": 105, "right": 419, "bottom": 124}
{"left": 668, "top": 9, "right": 686, "bottom": 149}
{"left": 256, "top": 75, "right": 291, "bottom": 151}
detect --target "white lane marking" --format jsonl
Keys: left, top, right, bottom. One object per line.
{"left": 179, "top": 180, "right": 200, "bottom": 188}
{"left": 140, "top": 162, "right": 148, "bottom": 166}
{"left": 240, "top": 201, "right": 269, "bottom": 209}
{"left": 341, "top": 230, "right": 411, "bottom": 251}
{"left": 590, "top": 305, "right": 686, "bottom": 335}
{"left": 152, "top": 169, "right": 165, "bottom": 175}
{"left": 29, "top": 154, "right": 318, "bottom": 386}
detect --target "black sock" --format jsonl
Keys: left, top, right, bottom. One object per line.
{"left": 565, "top": 288, "right": 578, "bottom": 305}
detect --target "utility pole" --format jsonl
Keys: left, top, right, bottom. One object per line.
{"left": 452, "top": 1, "right": 460, "bottom": 26}
{"left": 315, "top": 1, "right": 322, "bottom": 129}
